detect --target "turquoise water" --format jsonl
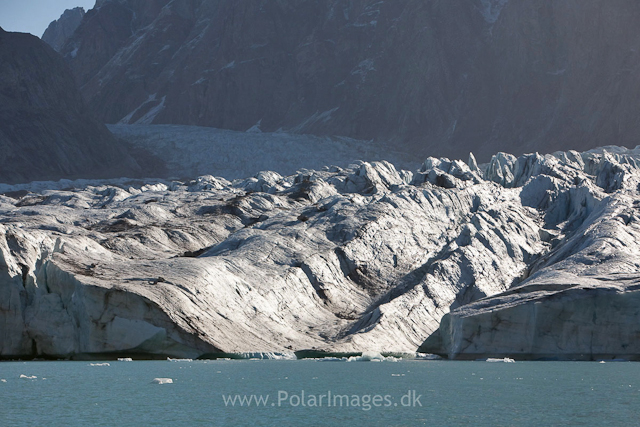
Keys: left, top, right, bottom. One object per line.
{"left": 1, "top": 360, "right": 638, "bottom": 426}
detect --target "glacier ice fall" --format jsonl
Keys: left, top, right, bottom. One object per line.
{"left": 1, "top": 147, "right": 640, "bottom": 360}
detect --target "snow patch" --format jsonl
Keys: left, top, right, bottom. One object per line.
{"left": 291, "top": 107, "right": 340, "bottom": 133}
{"left": 118, "top": 93, "right": 157, "bottom": 125}
{"left": 351, "top": 7, "right": 382, "bottom": 27}
{"left": 351, "top": 59, "right": 376, "bottom": 82}
{"left": 220, "top": 61, "right": 236, "bottom": 71}
{"left": 182, "top": 22, "right": 210, "bottom": 51}
{"left": 136, "top": 96, "right": 166, "bottom": 125}
{"left": 479, "top": 0, "right": 509, "bottom": 24}
{"left": 246, "top": 119, "right": 262, "bottom": 133}
{"left": 119, "top": 94, "right": 167, "bottom": 125}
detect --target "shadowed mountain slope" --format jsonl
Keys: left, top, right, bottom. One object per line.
{"left": 59, "top": 0, "right": 640, "bottom": 161}
{"left": 0, "top": 27, "right": 161, "bottom": 184}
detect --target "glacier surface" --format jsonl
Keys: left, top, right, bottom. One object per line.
{"left": 108, "top": 124, "right": 420, "bottom": 180}
{"left": 1, "top": 146, "right": 640, "bottom": 359}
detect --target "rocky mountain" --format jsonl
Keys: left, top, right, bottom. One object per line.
{"left": 41, "top": 7, "right": 85, "bottom": 52}
{"left": 0, "top": 27, "right": 161, "bottom": 184}
{"left": 1, "top": 145, "right": 639, "bottom": 359}
{"left": 58, "top": 0, "right": 640, "bottom": 161}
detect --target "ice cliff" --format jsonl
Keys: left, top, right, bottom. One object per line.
{"left": 1, "top": 146, "right": 640, "bottom": 359}
{"left": 421, "top": 147, "right": 640, "bottom": 360}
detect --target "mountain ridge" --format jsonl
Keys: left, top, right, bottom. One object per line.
{"left": 57, "top": 0, "right": 640, "bottom": 161}
{"left": 0, "top": 28, "right": 157, "bottom": 184}
{"left": 41, "top": 7, "right": 85, "bottom": 51}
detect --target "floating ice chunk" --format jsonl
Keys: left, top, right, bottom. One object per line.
{"left": 486, "top": 358, "right": 515, "bottom": 363}
{"left": 89, "top": 363, "right": 110, "bottom": 366}
{"left": 322, "top": 352, "right": 406, "bottom": 362}
{"left": 117, "top": 358, "right": 133, "bottom": 362}
{"left": 361, "top": 351, "right": 385, "bottom": 361}
{"left": 152, "top": 378, "right": 173, "bottom": 384}
{"left": 1, "top": 379, "right": 6, "bottom": 383}
{"left": 239, "top": 352, "right": 297, "bottom": 360}
{"left": 414, "top": 353, "right": 442, "bottom": 360}
{"left": 19, "top": 375, "right": 37, "bottom": 379}
{"left": 167, "top": 358, "right": 193, "bottom": 362}
{"left": 347, "top": 352, "right": 386, "bottom": 362}
{"left": 317, "top": 357, "right": 348, "bottom": 362}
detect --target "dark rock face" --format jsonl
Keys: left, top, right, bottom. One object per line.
{"left": 61, "top": 0, "right": 640, "bottom": 161}
{"left": 0, "top": 28, "right": 156, "bottom": 184}
{"left": 41, "top": 7, "right": 85, "bottom": 51}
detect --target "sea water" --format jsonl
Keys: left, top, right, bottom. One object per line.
{"left": 1, "top": 359, "right": 638, "bottom": 426}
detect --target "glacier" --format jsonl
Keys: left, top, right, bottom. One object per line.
{"left": 107, "top": 124, "right": 420, "bottom": 180}
{"left": 1, "top": 146, "right": 640, "bottom": 360}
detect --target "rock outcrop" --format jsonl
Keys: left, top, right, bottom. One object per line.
{"left": 59, "top": 0, "right": 640, "bottom": 160}
{"left": 0, "top": 28, "right": 161, "bottom": 184}
{"left": 1, "top": 145, "right": 639, "bottom": 359}
{"left": 41, "top": 7, "right": 85, "bottom": 52}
